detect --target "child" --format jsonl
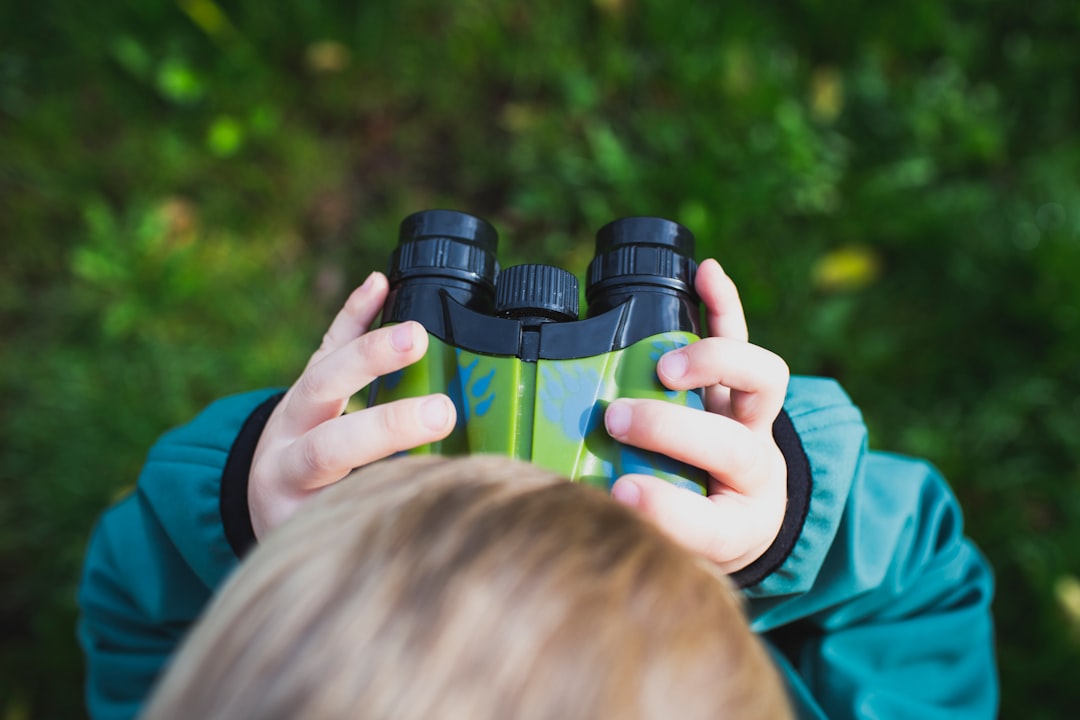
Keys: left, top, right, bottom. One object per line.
{"left": 140, "top": 455, "right": 793, "bottom": 720}
{"left": 78, "top": 259, "right": 998, "bottom": 719}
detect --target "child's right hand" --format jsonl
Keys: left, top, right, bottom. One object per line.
{"left": 247, "top": 272, "right": 457, "bottom": 539}
{"left": 604, "top": 259, "right": 790, "bottom": 575}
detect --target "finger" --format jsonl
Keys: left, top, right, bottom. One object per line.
{"left": 307, "top": 272, "right": 389, "bottom": 368}
{"left": 604, "top": 398, "right": 768, "bottom": 495}
{"left": 279, "top": 394, "right": 456, "bottom": 491}
{"left": 696, "top": 259, "right": 748, "bottom": 342}
{"left": 611, "top": 473, "right": 771, "bottom": 572}
{"left": 284, "top": 321, "right": 429, "bottom": 435}
{"left": 656, "top": 337, "right": 789, "bottom": 431}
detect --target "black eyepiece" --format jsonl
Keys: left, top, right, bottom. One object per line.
{"left": 383, "top": 210, "right": 500, "bottom": 327}
{"left": 585, "top": 218, "right": 699, "bottom": 334}
{"left": 390, "top": 210, "right": 498, "bottom": 290}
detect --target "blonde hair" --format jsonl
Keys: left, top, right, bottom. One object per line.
{"left": 142, "top": 455, "right": 791, "bottom": 720}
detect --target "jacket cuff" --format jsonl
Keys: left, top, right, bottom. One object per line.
{"left": 743, "top": 376, "right": 868, "bottom": 600}
{"left": 729, "top": 410, "right": 813, "bottom": 588}
{"left": 220, "top": 392, "right": 285, "bottom": 557}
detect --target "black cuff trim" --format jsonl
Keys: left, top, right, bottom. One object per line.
{"left": 729, "top": 409, "right": 813, "bottom": 589}
{"left": 221, "top": 392, "right": 285, "bottom": 558}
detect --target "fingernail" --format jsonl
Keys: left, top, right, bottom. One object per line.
{"left": 611, "top": 478, "right": 641, "bottom": 507}
{"left": 659, "top": 351, "right": 688, "bottom": 380}
{"left": 421, "top": 396, "right": 452, "bottom": 431}
{"left": 605, "top": 401, "right": 632, "bottom": 438}
{"left": 390, "top": 323, "right": 415, "bottom": 352}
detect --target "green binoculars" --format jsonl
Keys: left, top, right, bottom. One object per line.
{"left": 367, "top": 209, "right": 709, "bottom": 494}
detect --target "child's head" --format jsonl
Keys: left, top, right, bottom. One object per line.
{"left": 142, "top": 455, "right": 791, "bottom": 720}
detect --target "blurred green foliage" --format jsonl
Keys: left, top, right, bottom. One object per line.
{"left": 2, "top": 0, "right": 1079, "bottom": 717}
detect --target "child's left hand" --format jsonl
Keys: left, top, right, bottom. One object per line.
{"left": 604, "top": 259, "right": 789, "bottom": 574}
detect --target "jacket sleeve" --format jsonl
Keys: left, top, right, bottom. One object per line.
{"left": 745, "top": 377, "right": 998, "bottom": 719}
{"left": 77, "top": 389, "right": 282, "bottom": 720}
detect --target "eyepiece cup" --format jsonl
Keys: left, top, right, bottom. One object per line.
{"left": 390, "top": 210, "right": 499, "bottom": 289}
{"left": 586, "top": 217, "right": 698, "bottom": 304}
{"left": 594, "top": 216, "right": 695, "bottom": 256}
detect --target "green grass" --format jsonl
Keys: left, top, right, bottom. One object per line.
{"left": 3, "top": 1, "right": 1080, "bottom": 716}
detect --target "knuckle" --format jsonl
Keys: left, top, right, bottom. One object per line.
{"left": 297, "top": 367, "right": 327, "bottom": 401}
{"left": 301, "top": 431, "right": 337, "bottom": 474}
{"left": 353, "top": 328, "right": 378, "bottom": 354}
{"left": 377, "top": 402, "right": 413, "bottom": 442}
{"left": 353, "top": 330, "right": 390, "bottom": 369}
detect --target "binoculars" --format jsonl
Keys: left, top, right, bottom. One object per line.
{"left": 367, "top": 209, "right": 709, "bottom": 493}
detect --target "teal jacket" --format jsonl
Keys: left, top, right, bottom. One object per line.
{"left": 77, "top": 377, "right": 998, "bottom": 719}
